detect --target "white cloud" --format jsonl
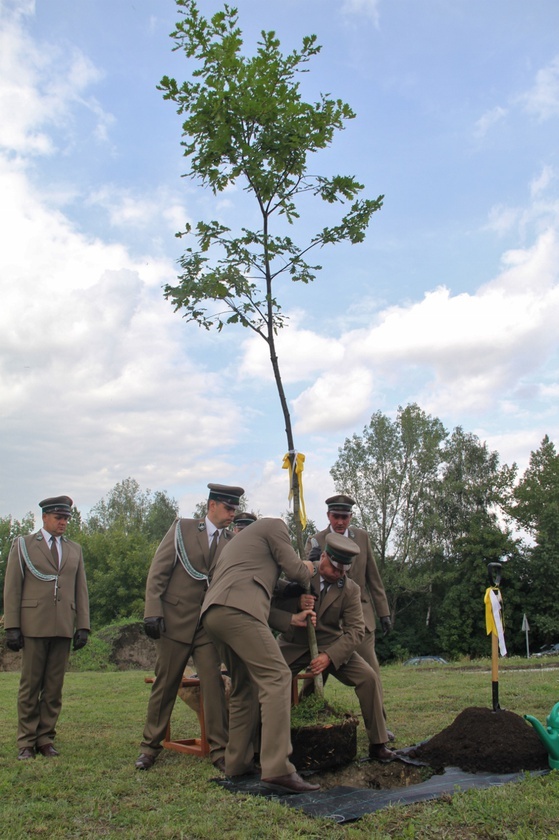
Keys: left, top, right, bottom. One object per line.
{"left": 239, "top": 315, "right": 346, "bottom": 384}
{"left": 0, "top": 4, "right": 112, "bottom": 156}
{"left": 86, "top": 184, "right": 189, "bottom": 234}
{"left": 474, "top": 106, "right": 507, "bottom": 139}
{"left": 475, "top": 55, "right": 559, "bottom": 141}
{"left": 530, "top": 165, "right": 556, "bottom": 198}
{"left": 278, "top": 227, "right": 559, "bottom": 433}
{"left": 0, "top": 164, "right": 244, "bottom": 501}
{"left": 342, "top": 0, "right": 380, "bottom": 27}
{"left": 485, "top": 204, "right": 521, "bottom": 236}
{"left": 518, "top": 55, "right": 559, "bottom": 121}
{"left": 293, "top": 368, "right": 374, "bottom": 434}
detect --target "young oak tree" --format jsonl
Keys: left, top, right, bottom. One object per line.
{"left": 158, "top": 0, "right": 383, "bottom": 554}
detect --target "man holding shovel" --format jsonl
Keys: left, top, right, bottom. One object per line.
{"left": 272, "top": 532, "right": 395, "bottom": 761}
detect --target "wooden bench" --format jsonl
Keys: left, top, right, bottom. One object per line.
{"left": 144, "top": 676, "right": 209, "bottom": 757}
{"left": 145, "top": 669, "right": 317, "bottom": 759}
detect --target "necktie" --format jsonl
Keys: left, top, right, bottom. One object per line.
{"left": 50, "top": 535, "right": 59, "bottom": 566}
{"left": 208, "top": 531, "right": 219, "bottom": 564}
{"left": 320, "top": 582, "right": 329, "bottom": 603}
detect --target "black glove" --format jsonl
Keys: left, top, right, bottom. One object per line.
{"left": 278, "top": 582, "right": 307, "bottom": 599}
{"left": 144, "top": 616, "right": 166, "bottom": 640}
{"left": 380, "top": 616, "right": 392, "bottom": 635}
{"left": 73, "top": 629, "right": 89, "bottom": 651}
{"left": 6, "top": 628, "right": 24, "bottom": 651}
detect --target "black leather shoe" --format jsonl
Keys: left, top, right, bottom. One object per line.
{"left": 262, "top": 772, "right": 320, "bottom": 793}
{"left": 212, "top": 757, "right": 226, "bottom": 773}
{"left": 17, "top": 747, "right": 35, "bottom": 760}
{"left": 37, "top": 744, "right": 59, "bottom": 757}
{"left": 135, "top": 753, "right": 156, "bottom": 770}
{"left": 369, "top": 743, "right": 396, "bottom": 762}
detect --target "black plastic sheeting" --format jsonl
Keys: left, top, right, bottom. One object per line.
{"left": 215, "top": 765, "right": 549, "bottom": 824}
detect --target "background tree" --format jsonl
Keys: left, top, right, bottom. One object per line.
{"left": 0, "top": 512, "right": 35, "bottom": 614}
{"left": 331, "top": 406, "right": 520, "bottom": 659}
{"left": 424, "top": 428, "right": 517, "bottom": 657}
{"left": 79, "top": 480, "right": 179, "bottom": 627}
{"left": 331, "top": 404, "right": 446, "bottom": 623}
{"left": 507, "top": 436, "right": 559, "bottom": 644}
{"left": 79, "top": 529, "right": 156, "bottom": 627}
{"left": 87, "top": 477, "right": 178, "bottom": 541}
{"left": 283, "top": 510, "right": 316, "bottom": 553}
{"left": 159, "top": 0, "right": 382, "bottom": 554}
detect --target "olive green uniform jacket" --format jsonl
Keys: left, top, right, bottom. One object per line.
{"left": 4, "top": 531, "right": 89, "bottom": 636}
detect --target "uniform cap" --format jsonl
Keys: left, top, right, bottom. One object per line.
{"left": 233, "top": 511, "right": 257, "bottom": 528}
{"left": 325, "top": 494, "right": 355, "bottom": 513}
{"left": 207, "top": 483, "right": 245, "bottom": 509}
{"left": 39, "top": 495, "right": 73, "bottom": 515}
{"left": 324, "top": 532, "right": 360, "bottom": 566}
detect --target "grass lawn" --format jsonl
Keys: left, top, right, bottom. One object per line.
{"left": 1, "top": 659, "right": 559, "bottom": 838}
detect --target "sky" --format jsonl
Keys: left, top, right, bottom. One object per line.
{"left": 1, "top": 0, "right": 559, "bottom": 527}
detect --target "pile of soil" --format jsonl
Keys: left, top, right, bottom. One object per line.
{"left": 408, "top": 706, "right": 549, "bottom": 774}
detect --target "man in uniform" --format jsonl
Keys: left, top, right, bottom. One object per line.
{"left": 232, "top": 511, "right": 257, "bottom": 533}
{"left": 305, "top": 494, "right": 393, "bottom": 737}
{"left": 135, "top": 483, "right": 244, "bottom": 771}
{"left": 3, "top": 495, "right": 90, "bottom": 760}
{"left": 272, "top": 533, "right": 395, "bottom": 761}
{"left": 201, "top": 516, "right": 320, "bottom": 793}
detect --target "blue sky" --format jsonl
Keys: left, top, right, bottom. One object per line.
{"left": 1, "top": 0, "right": 559, "bottom": 525}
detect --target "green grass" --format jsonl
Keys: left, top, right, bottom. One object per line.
{"left": 2, "top": 661, "right": 559, "bottom": 838}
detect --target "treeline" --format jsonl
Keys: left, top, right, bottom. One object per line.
{"left": 332, "top": 404, "right": 559, "bottom": 661}
{"left": 2, "top": 406, "right": 559, "bottom": 661}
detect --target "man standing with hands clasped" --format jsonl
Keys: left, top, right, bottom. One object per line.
{"left": 3, "top": 495, "right": 90, "bottom": 760}
{"left": 135, "top": 483, "right": 244, "bottom": 772}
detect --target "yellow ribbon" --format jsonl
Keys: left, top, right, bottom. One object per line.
{"left": 282, "top": 451, "right": 307, "bottom": 530}
{"left": 484, "top": 587, "right": 501, "bottom": 635}
{"left": 484, "top": 586, "right": 507, "bottom": 655}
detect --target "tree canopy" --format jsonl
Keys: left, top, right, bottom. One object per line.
{"left": 159, "top": 0, "right": 382, "bottom": 551}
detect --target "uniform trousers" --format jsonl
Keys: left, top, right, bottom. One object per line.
{"left": 356, "top": 629, "right": 380, "bottom": 676}
{"left": 301, "top": 628, "right": 388, "bottom": 729}
{"left": 204, "top": 605, "right": 295, "bottom": 779}
{"left": 285, "top": 650, "right": 388, "bottom": 745}
{"left": 17, "top": 636, "right": 71, "bottom": 749}
{"left": 140, "top": 626, "right": 227, "bottom": 762}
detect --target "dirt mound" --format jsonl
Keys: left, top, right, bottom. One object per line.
{"left": 409, "top": 706, "right": 549, "bottom": 774}
{"left": 96, "top": 622, "right": 156, "bottom": 670}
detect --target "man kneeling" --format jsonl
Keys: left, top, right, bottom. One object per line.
{"left": 270, "top": 532, "right": 395, "bottom": 762}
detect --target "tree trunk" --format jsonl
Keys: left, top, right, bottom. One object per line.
{"left": 267, "top": 329, "right": 323, "bottom": 696}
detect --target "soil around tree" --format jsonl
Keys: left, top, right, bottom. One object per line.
{"left": 291, "top": 716, "right": 358, "bottom": 772}
{"left": 309, "top": 756, "right": 427, "bottom": 790}
{"left": 308, "top": 706, "right": 550, "bottom": 789}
